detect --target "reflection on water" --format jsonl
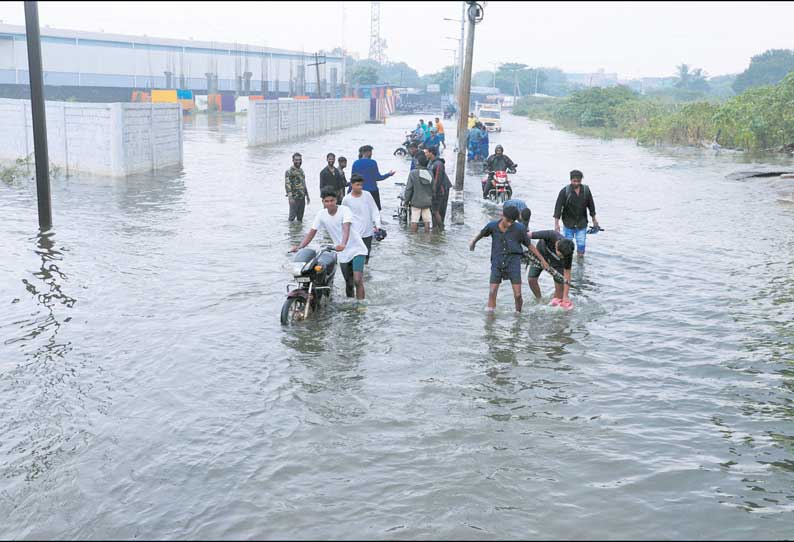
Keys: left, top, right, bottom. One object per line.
{"left": 7, "top": 231, "right": 76, "bottom": 365}
{"left": 0, "top": 230, "right": 96, "bottom": 488}
{"left": 1, "top": 113, "right": 794, "bottom": 538}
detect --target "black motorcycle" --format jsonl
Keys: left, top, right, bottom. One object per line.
{"left": 394, "top": 132, "right": 421, "bottom": 157}
{"left": 281, "top": 245, "right": 337, "bottom": 325}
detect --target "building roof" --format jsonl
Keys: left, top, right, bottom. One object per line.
{"left": 0, "top": 23, "right": 342, "bottom": 60}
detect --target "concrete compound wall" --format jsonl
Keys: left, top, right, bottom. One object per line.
{"left": 247, "top": 98, "right": 370, "bottom": 147}
{"left": 0, "top": 98, "right": 182, "bottom": 177}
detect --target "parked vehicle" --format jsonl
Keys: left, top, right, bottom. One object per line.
{"left": 281, "top": 245, "right": 337, "bottom": 325}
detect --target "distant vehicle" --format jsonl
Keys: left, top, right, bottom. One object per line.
{"left": 476, "top": 103, "right": 502, "bottom": 132}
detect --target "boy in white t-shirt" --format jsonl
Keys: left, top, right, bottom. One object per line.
{"left": 342, "top": 173, "right": 381, "bottom": 267}
{"left": 291, "top": 189, "right": 370, "bottom": 300}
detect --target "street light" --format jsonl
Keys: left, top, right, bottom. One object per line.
{"left": 443, "top": 5, "right": 465, "bottom": 109}
{"left": 444, "top": 36, "right": 461, "bottom": 98}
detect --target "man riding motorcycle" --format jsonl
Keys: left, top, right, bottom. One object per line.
{"left": 482, "top": 145, "right": 517, "bottom": 198}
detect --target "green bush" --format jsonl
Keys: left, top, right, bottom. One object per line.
{"left": 518, "top": 73, "right": 794, "bottom": 152}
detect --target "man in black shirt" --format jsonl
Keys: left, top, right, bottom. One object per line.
{"left": 553, "top": 169, "right": 599, "bottom": 258}
{"left": 320, "top": 152, "right": 345, "bottom": 204}
{"left": 526, "top": 230, "right": 575, "bottom": 307}
{"left": 482, "top": 145, "right": 517, "bottom": 198}
{"left": 337, "top": 156, "right": 348, "bottom": 191}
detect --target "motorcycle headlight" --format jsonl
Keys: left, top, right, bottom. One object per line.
{"left": 292, "top": 262, "right": 307, "bottom": 276}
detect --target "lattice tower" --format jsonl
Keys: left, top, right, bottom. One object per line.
{"left": 368, "top": 1, "right": 383, "bottom": 64}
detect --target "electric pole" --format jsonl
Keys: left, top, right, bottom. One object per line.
{"left": 308, "top": 52, "right": 327, "bottom": 98}
{"left": 451, "top": 1, "right": 483, "bottom": 225}
{"left": 24, "top": 1, "right": 52, "bottom": 230}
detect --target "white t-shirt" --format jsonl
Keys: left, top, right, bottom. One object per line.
{"left": 342, "top": 190, "right": 382, "bottom": 239}
{"left": 311, "top": 205, "right": 369, "bottom": 264}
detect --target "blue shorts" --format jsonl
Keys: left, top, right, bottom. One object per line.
{"left": 351, "top": 255, "right": 366, "bottom": 272}
{"left": 490, "top": 256, "right": 522, "bottom": 284}
{"left": 439, "top": 133, "right": 445, "bottom": 142}
{"left": 563, "top": 226, "right": 587, "bottom": 254}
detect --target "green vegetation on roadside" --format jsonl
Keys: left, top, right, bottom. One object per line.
{"left": 1, "top": 154, "right": 62, "bottom": 184}
{"left": 514, "top": 72, "right": 794, "bottom": 152}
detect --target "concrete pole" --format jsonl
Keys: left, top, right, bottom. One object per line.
{"left": 458, "top": 2, "right": 465, "bottom": 100}
{"left": 24, "top": 1, "right": 52, "bottom": 230}
{"left": 450, "top": 2, "right": 478, "bottom": 225}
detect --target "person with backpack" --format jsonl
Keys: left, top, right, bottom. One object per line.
{"left": 553, "top": 169, "right": 600, "bottom": 258}
{"left": 403, "top": 153, "right": 434, "bottom": 233}
{"left": 425, "top": 146, "right": 452, "bottom": 231}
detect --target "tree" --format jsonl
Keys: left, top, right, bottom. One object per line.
{"left": 472, "top": 70, "right": 495, "bottom": 87}
{"left": 674, "top": 64, "right": 710, "bottom": 93}
{"left": 496, "top": 62, "right": 529, "bottom": 95}
{"left": 732, "top": 49, "right": 794, "bottom": 94}
{"left": 379, "top": 61, "right": 422, "bottom": 87}
{"left": 350, "top": 64, "right": 378, "bottom": 85}
{"left": 538, "top": 67, "right": 572, "bottom": 96}
{"left": 674, "top": 64, "right": 692, "bottom": 89}
{"left": 422, "top": 65, "right": 456, "bottom": 94}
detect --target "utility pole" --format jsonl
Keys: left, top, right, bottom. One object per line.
{"left": 534, "top": 68, "right": 539, "bottom": 95}
{"left": 451, "top": 1, "right": 483, "bottom": 225}
{"left": 308, "top": 52, "right": 327, "bottom": 98}
{"left": 24, "top": 1, "right": 52, "bottom": 230}
{"left": 458, "top": 2, "right": 465, "bottom": 101}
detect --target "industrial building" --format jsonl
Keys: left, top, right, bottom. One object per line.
{"left": 0, "top": 23, "right": 346, "bottom": 100}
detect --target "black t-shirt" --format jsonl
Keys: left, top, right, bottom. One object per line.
{"left": 530, "top": 230, "right": 572, "bottom": 270}
{"left": 320, "top": 166, "right": 345, "bottom": 194}
{"left": 553, "top": 184, "right": 596, "bottom": 229}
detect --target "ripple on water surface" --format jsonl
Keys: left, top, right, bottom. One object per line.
{"left": 1, "top": 114, "right": 793, "bottom": 539}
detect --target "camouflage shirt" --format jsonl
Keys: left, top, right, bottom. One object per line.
{"left": 285, "top": 166, "right": 307, "bottom": 200}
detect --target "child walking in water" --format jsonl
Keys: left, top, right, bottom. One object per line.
{"left": 469, "top": 206, "right": 549, "bottom": 313}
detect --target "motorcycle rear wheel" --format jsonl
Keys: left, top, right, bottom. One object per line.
{"left": 281, "top": 296, "right": 310, "bottom": 325}
{"left": 394, "top": 148, "right": 407, "bottom": 157}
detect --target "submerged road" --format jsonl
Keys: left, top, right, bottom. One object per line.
{"left": 1, "top": 112, "right": 793, "bottom": 538}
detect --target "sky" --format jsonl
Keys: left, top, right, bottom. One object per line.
{"left": 2, "top": 1, "right": 794, "bottom": 79}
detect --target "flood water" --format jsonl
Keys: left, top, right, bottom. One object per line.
{"left": 1, "top": 112, "right": 794, "bottom": 539}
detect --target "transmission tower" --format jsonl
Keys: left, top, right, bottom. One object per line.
{"left": 368, "top": 1, "right": 383, "bottom": 64}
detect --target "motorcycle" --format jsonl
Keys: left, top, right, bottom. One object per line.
{"left": 393, "top": 132, "right": 421, "bottom": 157}
{"left": 393, "top": 181, "right": 426, "bottom": 228}
{"left": 281, "top": 245, "right": 337, "bottom": 325}
{"left": 393, "top": 182, "right": 410, "bottom": 224}
{"left": 483, "top": 168, "right": 515, "bottom": 204}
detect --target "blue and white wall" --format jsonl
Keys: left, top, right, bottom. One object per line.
{"left": 0, "top": 24, "right": 344, "bottom": 94}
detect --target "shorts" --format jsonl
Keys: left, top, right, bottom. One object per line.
{"left": 439, "top": 133, "right": 445, "bottom": 142}
{"left": 351, "top": 254, "right": 366, "bottom": 273}
{"left": 490, "top": 256, "right": 522, "bottom": 284}
{"left": 410, "top": 206, "right": 432, "bottom": 223}
{"left": 563, "top": 226, "right": 587, "bottom": 254}
{"left": 362, "top": 235, "right": 373, "bottom": 264}
{"left": 527, "top": 241, "right": 565, "bottom": 283}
